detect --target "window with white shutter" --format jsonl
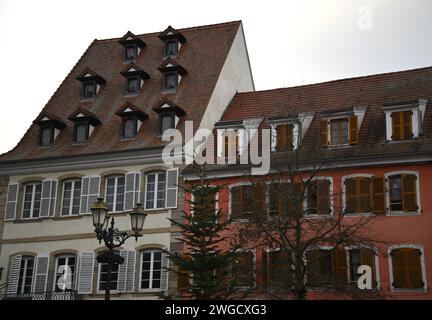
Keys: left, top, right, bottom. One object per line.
{"left": 165, "top": 168, "right": 178, "bottom": 209}
{"left": 140, "top": 249, "right": 167, "bottom": 290}
{"left": 4, "top": 183, "right": 19, "bottom": 221}
{"left": 53, "top": 255, "right": 77, "bottom": 292}
{"left": 61, "top": 180, "right": 82, "bottom": 216}
{"left": 145, "top": 172, "right": 166, "bottom": 210}
{"left": 31, "top": 254, "right": 50, "bottom": 294}
{"left": 105, "top": 176, "right": 125, "bottom": 212}
{"left": 124, "top": 172, "right": 141, "bottom": 211}
{"left": 77, "top": 251, "right": 95, "bottom": 294}
{"left": 7, "top": 255, "right": 22, "bottom": 295}
{"left": 22, "top": 183, "right": 42, "bottom": 219}
{"left": 117, "top": 250, "right": 136, "bottom": 293}
{"left": 80, "top": 176, "right": 101, "bottom": 214}
{"left": 40, "top": 179, "right": 57, "bottom": 218}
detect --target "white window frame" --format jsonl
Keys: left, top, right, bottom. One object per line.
{"left": 384, "top": 170, "right": 421, "bottom": 216}
{"left": 138, "top": 249, "right": 164, "bottom": 292}
{"left": 265, "top": 247, "right": 294, "bottom": 291}
{"left": 303, "top": 176, "right": 334, "bottom": 218}
{"left": 190, "top": 187, "right": 219, "bottom": 217}
{"left": 17, "top": 256, "right": 35, "bottom": 294}
{"left": 21, "top": 182, "right": 42, "bottom": 219}
{"left": 52, "top": 254, "right": 77, "bottom": 291}
{"left": 270, "top": 121, "right": 301, "bottom": 152}
{"left": 228, "top": 181, "right": 253, "bottom": 221}
{"left": 304, "top": 246, "right": 335, "bottom": 291}
{"left": 144, "top": 172, "right": 167, "bottom": 211}
{"left": 265, "top": 179, "right": 291, "bottom": 216}
{"left": 388, "top": 244, "right": 427, "bottom": 292}
{"left": 327, "top": 116, "right": 350, "bottom": 147}
{"left": 341, "top": 173, "right": 375, "bottom": 217}
{"left": 105, "top": 175, "right": 125, "bottom": 213}
{"left": 345, "top": 246, "right": 381, "bottom": 290}
{"left": 61, "top": 180, "right": 82, "bottom": 216}
{"left": 97, "top": 259, "right": 120, "bottom": 294}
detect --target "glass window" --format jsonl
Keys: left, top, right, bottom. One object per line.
{"left": 127, "top": 77, "right": 140, "bottom": 94}
{"left": 105, "top": 176, "right": 125, "bottom": 212}
{"left": 140, "top": 249, "right": 163, "bottom": 290}
{"left": 125, "top": 45, "right": 138, "bottom": 60}
{"left": 75, "top": 123, "right": 89, "bottom": 143}
{"left": 17, "top": 256, "right": 35, "bottom": 294}
{"left": 389, "top": 175, "right": 403, "bottom": 211}
{"left": 99, "top": 262, "right": 119, "bottom": 291}
{"left": 40, "top": 126, "right": 53, "bottom": 146}
{"left": 123, "top": 117, "right": 137, "bottom": 138}
{"left": 61, "top": 180, "right": 81, "bottom": 216}
{"left": 330, "top": 118, "right": 348, "bottom": 145}
{"left": 165, "top": 40, "right": 178, "bottom": 57}
{"left": 391, "top": 111, "right": 413, "bottom": 140}
{"left": 22, "top": 183, "right": 42, "bottom": 219}
{"left": 145, "top": 172, "right": 166, "bottom": 210}
{"left": 83, "top": 82, "right": 96, "bottom": 98}
{"left": 161, "top": 115, "right": 174, "bottom": 133}
{"left": 53, "top": 255, "right": 76, "bottom": 292}
{"left": 164, "top": 73, "right": 177, "bottom": 90}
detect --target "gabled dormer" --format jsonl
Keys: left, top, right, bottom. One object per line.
{"left": 383, "top": 98, "right": 428, "bottom": 142}
{"left": 115, "top": 102, "right": 149, "bottom": 138}
{"left": 68, "top": 107, "right": 101, "bottom": 143}
{"left": 157, "top": 59, "right": 187, "bottom": 93}
{"left": 118, "top": 31, "right": 146, "bottom": 61}
{"left": 120, "top": 63, "right": 150, "bottom": 96}
{"left": 76, "top": 68, "right": 106, "bottom": 99}
{"left": 159, "top": 26, "right": 186, "bottom": 58}
{"left": 33, "top": 112, "right": 66, "bottom": 146}
{"left": 152, "top": 99, "right": 185, "bottom": 134}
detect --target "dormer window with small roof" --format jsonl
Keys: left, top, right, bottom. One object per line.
{"left": 76, "top": 68, "right": 106, "bottom": 99}
{"left": 319, "top": 106, "right": 367, "bottom": 147}
{"left": 120, "top": 63, "right": 150, "bottom": 96}
{"left": 118, "top": 31, "right": 146, "bottom": 62}
{"left": 153, "top": 99, "right": 185, "bottom": 134}
{"left": 157, "top": 59, "right": 187, "bottom": 93}
{"left": 383, "top": 99, "right": 428, "bottom": 142}
{"left": 159, "top": 26, "right": 186, "bottom": 58}
{"left": 116, "top": 102, "right": 149, "bottom": 138}
{"left": 68, "top": 108, "right": 100, "bottom": 143}
{"left": 34, "top": 113, "right": 66, "bottom": 146}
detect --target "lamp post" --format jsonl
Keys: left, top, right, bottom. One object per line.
{"left": 90, "top": 197, "right": 147, "bottom": 300}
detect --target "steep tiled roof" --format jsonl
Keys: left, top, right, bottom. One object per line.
{"left": 0, "top": 21, "right": 242, "bottom": 162}
{"left": 185, "top": 66, "right": 432, "bottom": 175}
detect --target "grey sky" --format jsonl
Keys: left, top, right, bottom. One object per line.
{"left": 0, "top": 0, "right": 431, "bottom": 154}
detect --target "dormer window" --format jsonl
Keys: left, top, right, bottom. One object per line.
{"left": 76, "top": 68, "right": 106, "bottom": 100}
{"left": 34, "top": 113, "right": 66, "bottom": 147}
{"left": 68, "top": 108, "right": 100, "bottom": 143}
{"left": 157, "top": 59, "right": 187, "bottom": 93}
{"left": 270, "top": 114, "right": 314, "bottom": 152}
{"left": 159, "top": 26, "right": 186, "bottom": 58}
{"left": 118, "top": 31, "right": 146, "bottom": 62}
{"left": 152, "top": 99, "right": 185, "bottom": 134}
{"left": 384, "top": 99, "right": 428, "bottom": 142}
{"left": 120, "top": 63, "right": 150, "bottom": 96}
{"left": 116, "top": 102, "right": 149, "bottom": 138}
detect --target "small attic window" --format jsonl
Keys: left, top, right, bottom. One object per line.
{"left": 159, "top": 26, "right": 186, "bottom": 58}
{"left": 119, "top": 31, "right": 146, "bottom": 62}
{"left": 68, "top": 108, "right": 100, "bottom": 143}
{"left": 152, "top": 99, "right": 185, "bottom": 135}
{"left": 40, "top": 125, "right": 55, "bottom": 146}
{"left": 165, "top": 39, "right": 178, "bottom": 57}
{"left": 75, "top": 122, "right": 90, "bottom": 143}
{"left": 125, "top": 45, "right": 138, "bottom": 61}
{"left": 76, "top": 69, "right": 106, "bottom": 100}
{"left": 116, "top": 102, "right": 149, "bottom": 139}
{"left": 34, "top": 114, "right": 66, "bottom": 147}
{"left": 157, "top": 59, "right": 187, "bottom": 93}
{"left": 120, "top": 63, "right": 150, "bottom": 96}
{"left": 164, "top": 72, "right": 178, "bottom": 90}
{"left": 83, "top": 82, "right": 96, "bottom": 98}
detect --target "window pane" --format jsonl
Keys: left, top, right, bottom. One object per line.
{"left": 127, "top": 77, "right": 140, "bottom": 94}
{"left": 165, "top": 40, "right": 178, "bottom": 56}
{"left": 106, "top": 176, "right": 125, "bottom": 212}
{"left": 141, "top": 250, "right": 163, "bottom": 290}
{"left": 330, "top": 119, "right": 348, "bottom": 145}
{"left": 41, "top": 127, "right": 53, "bottom": 146}
{"left": 75, "top": 124, "right": 88, "bottom": 143}
{"left": 83, "top": 82, "right": 96, "bottom": 98}
{"left": 123, "top": 118, "right": 137, "bottom": 138}
{"left": 390, "top": 175, "right": 403, "bottom": 211}
{"left": 126, "top": 46, "right": 137, "bottom": 60}
{"left": 18, "top": 257, "right": 35, "bottom": 294}
{"left": 156, "top": 173, "right": 166, "bottom": 209}
{"left": 145, "top": 174, "right": 155, "bottom": 209}
{"left": 54, "top": 255, "right": 76, "bottom": 292}
{"left": 99, "top": 262, "right": 119, "bottom": 291}
{"left": 161, "top": 115, "right": 173, "bottom": 133}
{"left": 164, "top": 73, "right": 177, "bottom": 90}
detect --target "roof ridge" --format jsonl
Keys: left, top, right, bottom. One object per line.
{"left": 95, "top": 20, "right": 242, "bottom": 43}
{"left": 236, "top": 65, "right": 432, "bottom": 97}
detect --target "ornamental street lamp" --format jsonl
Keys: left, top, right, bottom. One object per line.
{"left": 90, "top": 198, "right": 147, "bottom": 300}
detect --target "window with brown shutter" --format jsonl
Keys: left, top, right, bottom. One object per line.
{"left": 306, "top": 179, "right": 331, "bottom": 215}
{"left": 349, "top": 249, "right": 377, "bottom": 288}
{"left": 345, "top": 177, "right": 372, "bottom": 214}
{"left": 231, "top": 184, "right": 264, "bottom": 220}
{"left": 391, "top": 111, "right": 413, "bottom": 140}
{"left": 372, "top": 177, "right": 386, "bottom": 214}
{"left": 193, "top": 189, "right": 217, "bottom": 221}
{"left": 306, "top": 249, "right": 333, "bottom": 288}
{"left": 266, "top": 250, "right": 293, "bottom": 290}
{"left": 348, "top": 116, "right": 359, "bottom": 144}
{"left": 389, "top": 174, "right": 417, "bottom": 212}
{"left": 320, "top": 119, "right": 329, "bottom": 147}
{"left": 330, "top": 118, "right": 349, "bottom": 145}
{"left": 391, "top": 248, "right": 423, "bottom": 289}
{"left": 232, "top": 252, "right": 255, "bottom": 288}
{"left": 276, "top": 124, "right": 294, "bottom": 152}
{"left": 224, "top": 133, "right": 239, "bottom": 158}
{"left": 332, "top": 247, "right": 348, "bottom": 286}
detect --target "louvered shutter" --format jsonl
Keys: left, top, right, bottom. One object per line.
{"left": 391, "top": 112, "right": 401, "bottom": 140}
{"left": 319, "top": 120, "right": 329, "bottom": 146}
{"left": 77, "top": 251, "right": 95, "bottom": 294}
{"left": 286, "top": 124, "right": 294, "bottom": 150}
{"left": 402, "top": 111, "right": 413, "bottom": 139}
{"left": 402, "top": 174, "right": 417, "bottom": 212}
{"left": 276, "top": 125, "right": 283, "bottom": 151}
{"left": 406, "top": 249, "right": 423, "bottom": 288}
{"left": 117, "top": 250, "right": 136, "bottom": 293}
{"left": 360, "top": 249, "right": 377, "bottom": 288}
{"left": 348, "top": 116, "right": 359, "bottom": 145}
{"left": 4, "top": 183, "right": 19, "bottom": 221}
{"left": 231, "top": 186, "right": 241, "bottom": 219}
{"left": 306, "top": 250, "right": 320, "bottom": 287}
{"left": 80, "top": 177, "right": 90, "bottom": 214}
{"left": 160, "top": 252, "right": 169, "bottom": 290}
{"left": 117, "top": 250, "right": 128, "bottom": 292}
{"left": 372, "top": 177, "right": 386, "bottom": 214}
{"left": 165, "top": 168, "right": 179, "bottom": 209}
{"left": 87, "top": 176, "right": 101, "bottom": 212}
{"left": 332, "top": 248, "right": 348, "bottom": 286}
{"left": 125, "top": 172, "right": 141, "bottom": 211}
{"left": 317, "top": 180, "right": 331, "bottom": 215}
{"left": 253, "top": 183, "right": 265, "bottom": 219}
{"left": 31, "top": 254, "right": 50, "bottom": 294}
{"left": 125, "top": 250, "right": 136, "bottom": 292}
{"left": 391, "top": 249, "right": 406, "bottom": 288}
{"left": 345, "top": 178, "right": 356, "bottom": 213}
{"left": 40, "top": 179, "right": 57, "bottom": 218}
{"left": 7, "top": 255, "right": 22, "bottom": 295}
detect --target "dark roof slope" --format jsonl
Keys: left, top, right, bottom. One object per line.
{"left": 0, "top": 21, "right": 241, "bottom": 162}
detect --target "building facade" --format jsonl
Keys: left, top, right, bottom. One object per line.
{"left": 0, "top": 21, "right": 254, "bottom": 299}
{"left": 183, "top": 66, "right": 432, "bottom": 299}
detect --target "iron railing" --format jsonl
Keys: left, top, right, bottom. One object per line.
{"left": 1, "top": 290, "right": 81, "bottom": 300}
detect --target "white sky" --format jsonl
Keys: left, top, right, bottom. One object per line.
{"left": 0, "top": 0, "right": 431, "bottom": 154}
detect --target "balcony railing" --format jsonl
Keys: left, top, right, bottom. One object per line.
{"left": 1, "top": 290, "right": 81, "bottom": 300}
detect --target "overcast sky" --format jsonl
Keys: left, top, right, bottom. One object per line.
{"left": 0, "top": 0, "right": 431, "bottom": 154}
